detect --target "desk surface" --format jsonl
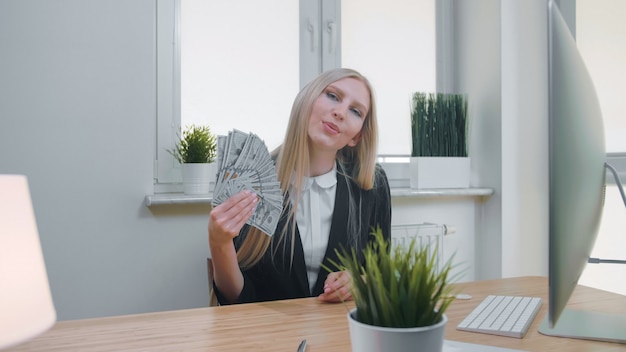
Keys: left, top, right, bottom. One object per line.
{"left": 8, "top": 276, "right": 626, "bottom": 352}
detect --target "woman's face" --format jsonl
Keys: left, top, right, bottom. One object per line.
{"left": 307, "top": 77, "right": 370, "bottom": 154}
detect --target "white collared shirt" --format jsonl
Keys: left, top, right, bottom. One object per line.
{"left": 293, "top": 166, "right": 337, "bottom": 294}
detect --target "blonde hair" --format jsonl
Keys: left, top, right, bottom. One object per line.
{"left": 236, "top": 68, "right": 379, "bottom": 270}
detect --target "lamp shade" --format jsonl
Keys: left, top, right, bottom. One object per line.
{"left": 0, "top": 175, "right": 56, "bottom": 349}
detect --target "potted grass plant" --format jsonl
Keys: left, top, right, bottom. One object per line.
{"left": 410, "top": 92, "right": 470, "bottom": 189}
{"left": 168, "top": 124, "right": 217, "bottom": 195}
{"left": 328, "top": 227, "right": 457, "bottom": 352}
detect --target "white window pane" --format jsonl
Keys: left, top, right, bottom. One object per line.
{"left": 181, "top": 1, "right": 299, "bottom": 151}
{"left": 341, "top": 0, "right": 436, "bottom": 155}
{"left": 577, "top": 0, "right": 626, "bottom": 153}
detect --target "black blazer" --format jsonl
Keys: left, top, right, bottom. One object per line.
{"left": 215, "top": 164, "right": 392, "bottom": 305}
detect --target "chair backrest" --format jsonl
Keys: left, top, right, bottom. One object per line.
{"left": 207, "top": 257, "right": 218, "bottom": 306}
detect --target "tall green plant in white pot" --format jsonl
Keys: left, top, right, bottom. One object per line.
{"left": 410, "top": 92, "right": 470, "bottom": 189}
{"left": 327, "top": 227, "right": 457, "bottom": 352}
{"left": 168, "top": 124, "right": 217, "bottom": 195}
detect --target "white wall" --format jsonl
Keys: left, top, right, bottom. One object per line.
{"left": 0, "top": 0, "right": 212, "bottom": 320}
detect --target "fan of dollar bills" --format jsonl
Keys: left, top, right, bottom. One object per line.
{"left": 212, "top": 129, "right": 283, "bottom": 236}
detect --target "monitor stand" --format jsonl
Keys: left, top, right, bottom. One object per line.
{"left": 538, "top": 308, "right": 626, "bottom": 344}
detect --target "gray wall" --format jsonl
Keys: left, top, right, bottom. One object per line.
{"left": 0, "top": 0, "right": 212, "bottom": 320}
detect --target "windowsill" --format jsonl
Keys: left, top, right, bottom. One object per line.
{"left": 390, "top": 187, "right": 494, "bottom": 198}
{"left": 144, "top": 187, "right": 494, "bottom": 207}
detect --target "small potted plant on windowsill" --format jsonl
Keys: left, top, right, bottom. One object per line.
{"left": 168, "top": 124, "right": 217, "bottom": 195}
{"left": 410, "top": 92, "right": 470, "bottom": 189}
{"left": 327, "top": 227, "right": 457, "bottom": 352}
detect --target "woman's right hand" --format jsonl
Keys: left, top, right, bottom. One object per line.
{"left": 209, "top": 190, "right": 258, "bottom": 303}
{"left": 208, "top": 189, "right": 258, "bottom": 247}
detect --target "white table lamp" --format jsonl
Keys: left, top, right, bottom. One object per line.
{"left": 0, "top": 175, "right": 56, "bottom": 349}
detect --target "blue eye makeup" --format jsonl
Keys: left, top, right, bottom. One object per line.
{"left": 323, "top": 86, "right": 367, "bottom": 119}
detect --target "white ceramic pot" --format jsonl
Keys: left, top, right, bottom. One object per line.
{"left": 347, "top": 308, "right": 447, "bottom": 352}
{"left": 182, "top": 162, "right": 216, "bottom": 195}
{"left": 409, "top": 156, "right": 470, "bottom": 189}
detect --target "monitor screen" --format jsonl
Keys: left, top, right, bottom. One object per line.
{"left": 538, "top": 0, "right": 626, "bottom": 343}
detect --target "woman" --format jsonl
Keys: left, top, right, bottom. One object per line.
{"left": 208, "top": 68, "right": 392, "bottom": 305}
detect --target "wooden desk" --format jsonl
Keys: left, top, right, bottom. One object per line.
{"left": 8, "top": 276, "right": 626, "bottom": 352}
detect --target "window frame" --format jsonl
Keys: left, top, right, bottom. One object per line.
{"left": 155, "top": 0, "right": 182, "bottom": 191}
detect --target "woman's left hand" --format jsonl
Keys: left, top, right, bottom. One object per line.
{"left": 318, "top": 270, "right": 353, "bottom": 303}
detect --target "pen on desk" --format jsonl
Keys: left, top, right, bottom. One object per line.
{"left": 297, "top": 339, "right": 307, "bottom": 352}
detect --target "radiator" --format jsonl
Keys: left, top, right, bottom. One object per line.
{"left": 391, "top": 223, "right": 447, "bottom": 272}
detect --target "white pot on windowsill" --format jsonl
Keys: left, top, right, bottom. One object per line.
{"left": 409, "top": 156, "right": 470, "bottom": 189}
{"left": 167, "top": 124, "right": 218, "bottom": 195}
{"left": 182, "top": 162, "right": 216, "bottom": 195}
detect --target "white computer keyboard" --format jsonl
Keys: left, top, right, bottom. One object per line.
{"left": 457, "top": 295, "right": 542, "bottom": 338}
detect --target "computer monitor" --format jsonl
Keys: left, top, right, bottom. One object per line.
{"left": 538, "top": 0, "right": 626, "bottom": 343}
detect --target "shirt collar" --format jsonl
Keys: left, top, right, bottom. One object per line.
{"left": 303, "top": 164, "right": 337, "bottom": 190}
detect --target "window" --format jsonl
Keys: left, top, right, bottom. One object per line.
{"left": 155, "top": 0, "right": 436, "bottom": 190}
{"left": 341, "top": 0, "right": 436, "bottom": 155}
{"left": 180, "top": 0, "right": 299, "bottom": 152}
{"left": 576, "top": 0, "right": 626, "bottom": 184}
{"left": 577, "top": 0, "right": 626, "bottom": 155}
{"left": 576, "top": 0, "right": 626, "bottom": 295}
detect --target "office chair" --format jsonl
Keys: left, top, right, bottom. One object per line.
{"left": 207, "top": 257, "right": 218, "bottom": 306}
